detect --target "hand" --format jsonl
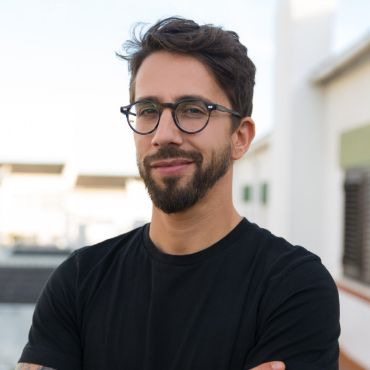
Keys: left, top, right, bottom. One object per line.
{"left": 250, "top": 361, "right": 285, "bottom": 370}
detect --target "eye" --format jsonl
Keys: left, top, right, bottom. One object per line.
{"left": 134, "top": 102, "right": 159, "bottom": 118}
{"left": 178, "top": 101, "right": 208, "bottom": 117}
{"left": 186, "top": 107, "right": 203, "bottom": 114}
{"left": 139, "top": 108, "right": 157, "bottom": 116}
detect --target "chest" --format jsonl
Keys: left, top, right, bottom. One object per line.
{"left": 80, "top": 255, "right": 260, "bottom": 370}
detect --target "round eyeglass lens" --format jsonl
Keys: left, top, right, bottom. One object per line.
{"left": 130, "top": 101, "right": 160, "bottom": 134}
{"left": 176, "top": 100, "right": 209, "bottom": 133}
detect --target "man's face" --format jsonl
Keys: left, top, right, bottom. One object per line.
{"left": 133, "top": 51, "right": 235, "bottom": 214}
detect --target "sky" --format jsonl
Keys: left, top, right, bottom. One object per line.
{"left": 0, "top": 0, "right": 369, "bottom": 175}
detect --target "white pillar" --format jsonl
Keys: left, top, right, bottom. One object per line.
{"left": 270, "top": 0, "right": 336, "bottom": 256}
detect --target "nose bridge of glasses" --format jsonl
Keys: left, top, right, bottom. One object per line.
{"left": 158, "top": 102, "right": 178, "bottom": 124}
{"left": 151, "top": 102, "right": 184, "bottom": 144}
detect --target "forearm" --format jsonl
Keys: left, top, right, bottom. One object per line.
{"left": 16, "top": 364, "right": 56, "bottom": 370}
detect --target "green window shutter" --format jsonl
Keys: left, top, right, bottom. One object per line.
{"left": 260, "top": 182, "right": 268, "bottom": 205}
{"left": 340, "top": 124, "right": 370, "bottom": 169}
{"left": 243, "top": 185, "right": 252, "bottom": 202}
{"left": 343, "top": 167, "right": 370, "bottom": 285}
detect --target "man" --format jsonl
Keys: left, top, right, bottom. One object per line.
{"left": 17, "top": 17, "right": 340, "bottom": 370}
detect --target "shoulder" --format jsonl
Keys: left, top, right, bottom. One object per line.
{"left": 241, "top": 219, "right": 323, "bottom": 275}
{"left": 75, "top": 223, "right": 147, "bottom": 257}
{"left": 69, "top": 224, "right": 146, "bottom": 266}
{"left": 247, "top": 220, "right": 339, "bottom": 308}
{"left": 47, "top": 224, "right": 147, "bottom": 289}
{"left": 240, "top": 219, "right": 338, "bottom": 305}
{"left": 243, "top": 222, "right": 340, "bottom": 368}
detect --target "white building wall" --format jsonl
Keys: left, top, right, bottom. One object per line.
{"left": 0, "top": 174, "right": 66, "bottom": 246}
{"left": 317, "top": 54, "right": 370, "bottom": 369}
{"left": 320, "top": 58, "right": 370, "bottom": 275}
{"left": 0, "top": 171, "right": 152, "bottom": 249}
{"left": 271, "top": 0, "right": 336, "bottom": 259}
{"left": 339, "top": 290, "right": 370, "bottom": 369}
{"left": 66, "top": 179, "right": 151, "bottom": 247}
{"left": 233, "top": 137, "right": 272, "bottom": 229}
{"left": 0, "top": 304, "right": 34, "bottom": 368}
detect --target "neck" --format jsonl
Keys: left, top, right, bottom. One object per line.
{"left": 149, "top": 177, "right": 242, "bottom": 255}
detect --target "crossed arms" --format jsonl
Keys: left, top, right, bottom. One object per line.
{"left": 16, "top": 365, "right": 56, "bottom": 370}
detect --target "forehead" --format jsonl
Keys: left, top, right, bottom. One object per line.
{"left": 134, "top": 51, "right": 230, "bottom": 105}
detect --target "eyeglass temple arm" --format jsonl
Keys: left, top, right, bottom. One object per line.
{"left": 212, "top": 104, "right": 242, "bottom": 118}
{"left": 120, "top": 106, "right": 137, "bottom": 117}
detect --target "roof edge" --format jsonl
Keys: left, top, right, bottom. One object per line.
{"left": 312, "top": 30, "right": 370, "bottom": 85}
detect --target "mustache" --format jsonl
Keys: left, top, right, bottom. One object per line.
{"left": 143, "top": 146, "right": 203, "bottom": 167}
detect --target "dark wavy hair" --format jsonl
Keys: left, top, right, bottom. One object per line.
{"left": 117, "top": 17, "right": 256, "bottom": 119}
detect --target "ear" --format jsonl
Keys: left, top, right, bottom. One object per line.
{"left": 231, "top": 117, "right": 255, "bottom": 160}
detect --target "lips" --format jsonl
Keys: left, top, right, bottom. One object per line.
{"left": 149, "top": 158, "right": 194, "bottom": 177}
{"left": 151, "top": 158, "right": 194, "bottom": 168}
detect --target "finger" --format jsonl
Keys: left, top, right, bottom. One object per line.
{"left": 250, "top": 361, "right": 285, "bottom": 370}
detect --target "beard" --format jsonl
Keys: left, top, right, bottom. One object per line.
{"left": 137, "top": 145, "right": 232, "bottom": 214}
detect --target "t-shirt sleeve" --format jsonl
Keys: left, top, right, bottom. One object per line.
{"left": 19, "top": 253, "right": 82, "bottom": 370}
{"left": 244, "top": 258, "right": 340, "bottom": 370}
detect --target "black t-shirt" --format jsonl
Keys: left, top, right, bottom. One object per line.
{"left": 20, "top": 218, "right": 340, "bottom": 370}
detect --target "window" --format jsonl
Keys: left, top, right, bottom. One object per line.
{"left": 343, "top": 167, "right": 370, "bottom": 285}
{"left": 243, "top": 185, "right": 253, "bottom": 202}
{"left": 260, "top": 182, "right": 269, "bottom": 205}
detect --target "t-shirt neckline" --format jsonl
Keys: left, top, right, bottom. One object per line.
{"left": 142, "top": 217, "right": 249, "bottom": 266}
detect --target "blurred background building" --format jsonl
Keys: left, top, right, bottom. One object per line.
{"left": 0, "top": 163, "right": 150, "bottom": 248}
{"left": 233, "top": 1, "right": 370, "bottom": 368}
{"left": 1, "top": 0, "right": 369, "bottom": 368}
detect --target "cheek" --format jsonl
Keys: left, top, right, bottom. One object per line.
{"left": 197, "top": 128, "right": 231, "bottom": 155}
{"left": 134, "top": 135, "right": 150, "bottom": 159}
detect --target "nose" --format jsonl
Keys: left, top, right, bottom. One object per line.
{"left": 151, "top": 108, "right": 184, "bottom": 147}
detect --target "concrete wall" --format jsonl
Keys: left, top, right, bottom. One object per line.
{"left": 0, "top": 171, "right": 151, "bottom": 249}
{"left": 318, "top": 52, "right": 370, "bottom": 369}
{"left": 65, "top": 179, "right": 151, "bottom": 247}
{"left": 0, "top": 304, "right": 34, "bottom": 369}
{"left": 320, "top": 55, "right": 370, "bottom": 275}
{"left": 233, "top": 136, "right": 272, "bottom": 230}
{"left": 270, "top": 0, "right": 336, "bottom": 258}
{"left": 339, "top": 290, "right": 370, "bottom": 369}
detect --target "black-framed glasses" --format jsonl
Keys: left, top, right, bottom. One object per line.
{"left": 120, "top": 98, "right": 242, "bottom": 135}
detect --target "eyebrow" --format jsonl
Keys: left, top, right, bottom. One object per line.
{"left": 135, "top": 94, "right": 212, "bottom": 103}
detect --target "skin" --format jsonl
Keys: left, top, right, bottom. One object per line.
{"left": 251, "top": 362, "right": 285, "bottom": 370}
{"left": 16, "top": 365, "right": 56, "bottom": 370}
{"left": 16, "top": 51, "right": 285, "bottom": 370}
